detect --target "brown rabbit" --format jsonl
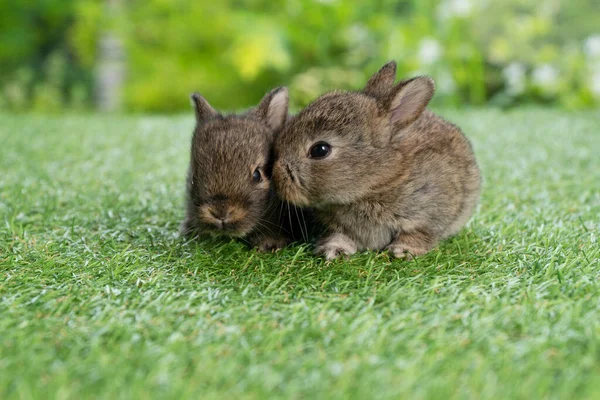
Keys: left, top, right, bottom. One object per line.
{"left": 272, "top": 62, "right": 481, "bottom": 260}
{"left": 181, "top": 87, "right": 302, "bottom": 251}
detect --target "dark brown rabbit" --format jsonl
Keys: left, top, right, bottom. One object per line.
{"left": 272, "top": 62, "right": 481, "bottom": 260}
{"left": 181, "top": 87, "right": 302, "bottom": 251}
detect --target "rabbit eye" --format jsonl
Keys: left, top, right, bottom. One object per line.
{"left": 309, "top": 142, "right": 331, "bottom": 159}
{"left": 252, "top": 167, "right": 262, "bottom": 183}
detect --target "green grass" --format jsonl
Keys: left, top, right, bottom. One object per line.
{"left": 1, "top": 109, "right": 599, "bottom": 399}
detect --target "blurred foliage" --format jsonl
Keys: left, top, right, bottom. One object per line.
{"left": 0, "top": 0, "right": 92, "bottom": 111}
{"left": 1, "top": 0, "right": 599, "bottom": 112}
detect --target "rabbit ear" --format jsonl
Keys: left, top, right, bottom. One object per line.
{"left": 385, "top": 76, "right": 434, "bottom": 128}
{"left": 190, "top": 92, "right": 218, "bottom": 121}
{"left": 364, "top": 61, "right": 397, "bottom": 97}
{"left": 255, "top": 87, "right": 289, "bottom": 131}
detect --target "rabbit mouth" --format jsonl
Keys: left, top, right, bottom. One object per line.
{"left": 275, "top": 186, "right": 309, "bottom": 207}
{"left": 198, "top": 203, "right": 253, "bottom": 237}
{"left": 276, "top": 179, "right": 310, "bottom": 206}
{"left": 204, "top": 220, "right": 253, "bottom": 238}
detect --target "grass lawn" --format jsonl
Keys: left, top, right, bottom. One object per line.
{"left": 1, "top": 109, "right": 599, "bottom": 399}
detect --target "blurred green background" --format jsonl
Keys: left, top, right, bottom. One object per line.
{"left": 1, "top": 0, "right": 599, "bottom": 113}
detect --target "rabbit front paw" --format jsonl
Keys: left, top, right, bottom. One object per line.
{"left": 315, "top": 233, "right": 357, "bottom": 260}
{"left": 253, "top": 235, "right": 291, "bottom": 252}
{"left": 385, "top": 243, "right": 429, "bottom": 260}
{"left": 386, "top": 230, "right": 436, "bottom": 259}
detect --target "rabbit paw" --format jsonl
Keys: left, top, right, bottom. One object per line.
{"left": 254, "top": 236, "right": 290, "bottom": 252}
{"left": 386, "top": 243, "right": 428, "bottom": 260}
{"left": 315, "top": 233, "right": 357, "bottom": 260}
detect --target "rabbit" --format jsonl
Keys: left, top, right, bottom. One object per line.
{"left": 272, "top": 61, "right": 481, "bottom": 260}
{"left": 181, "top": 86, "right": 309, "bottom": 252}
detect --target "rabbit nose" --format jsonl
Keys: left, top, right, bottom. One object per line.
{"left": 285, "top": 163, "right": 296, "bottom": 183}
{"left": 277, "top": 161, "right": 299, "bottom": 184}
{"left": 209, "top": 207, "right": 231, "bottom": 226}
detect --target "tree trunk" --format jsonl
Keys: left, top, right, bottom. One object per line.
{"left": 95, "top": 0, "right": 125, "bottom": 112}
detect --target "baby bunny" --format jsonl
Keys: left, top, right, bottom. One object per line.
{"left": 181, "top": 87, "right": 297, "bottom": 251}
{"left": 272, "top": 62, "right": 481, "bottom": 260}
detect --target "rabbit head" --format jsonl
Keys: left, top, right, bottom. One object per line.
{"left": 273, "top": 62, "right": 434, "bottom": 207}
{"left": 183, "top": 87, "right": 288, "bottom": 237}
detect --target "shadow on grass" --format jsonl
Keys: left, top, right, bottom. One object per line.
{"left": 143, "top": 226, "right": 492, "bottom": 294}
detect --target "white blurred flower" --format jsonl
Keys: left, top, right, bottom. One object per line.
{"left": 503, "top": 62, "right": 526, "bottom": 94}
{"left": 436, "top": 70, "right": 456, "bottom": 94}
{"left": 532, "top": 64, "right": 559, "bottom": 88}
{"left": 584, "top": 34, "right": 600, "bottom": 58}
{"left": 418, "top": 38, "right": 443, "bottom": 65}
{"left": 347, "top": 24, "right": 368, "bottom": 43}
{"left": 438, "top": 0, "right": 473, "bottom": 19}
{"left": 450, "top": 0, "right": 473, "bottom": 16}
{"left": 591, "top": 69, "right": 600, "bottom": 97}
{"left": 328, "top": 362, "right": 344, "bottom": 376}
